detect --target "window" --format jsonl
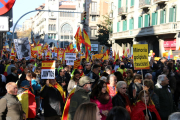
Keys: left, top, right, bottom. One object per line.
{"left": 54, "top": 34, "right": 56, "bottom": 39}
{"left": 53, "top": 25, "right": 56, "bottom": 31}
{"left": 144, "top": 14, "right": 150, "bottom": 27}
{"left": 131, "top": 0, "right": 134, "bottom": 7}
{"left": 92, "top": 16, "right": 96, "bottom": 21}
{"left": 48, "top": 34, "right": 51, "bottom": 39}
{"left": 61, "top": 36, "right": 63, "bottom": 39}
{"left": 91, "top": 2, "right": 97, "bottom": 12}
{"left": 117, "top": 22, "right": 120, "bottom": 32}
{"left": 118, "top": 0, "right": 121, "bottom": 8}
{"left": 152, "top": 12, "right": 158, "bottom": 26}
{"left": 111, "top": 2, "right": 114, "bottom": 10}
{"left": 91, "top": 29, "right": 94, "bottom": 37}
{"left": 138, "top": 16, "right": 143, "bottom": 28}
{"left": 169, "top": 7, "right": 176, "bottom": 22}
{"left": 129, "top": 18, "right": 134, "bottom": 30}
{"left": 160, "top": 10, "right": 166, "bottom": 24}
{"left": 48, "top": 25, "right": 51, "bottom": 30}
{"left": 61, "top": 23, "right": 73, "bottom": 33}
{"left": 123, "top": 20, "right": 127, "bottom": 31}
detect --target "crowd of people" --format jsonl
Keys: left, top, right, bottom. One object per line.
{"left": 0, "top": 56, "right": 180, "bottom": 120}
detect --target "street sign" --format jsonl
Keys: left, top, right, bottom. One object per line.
{"left": 0, "top": 16, "right": 9, "bottom": 31}
{"left": 0, "top": 0, "right": 16, "bottom": 15}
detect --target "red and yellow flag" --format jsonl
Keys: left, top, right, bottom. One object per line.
{"left": 69, "top": 43, "right": 74, "bottom": 53}
{"left": 83, "top": 30, "right": 91, "bottom": 51}
{"left": 10, "top": 48, "right": 15, "bottom": 60}
{"left": 74, "top": 60, "right": 81, "bottom": 69}
{"left": 74, "top": 27, "right": 83, "bottom": 51}
{"left": 17, "top": 90, "right": 36, "bottom": 118}
{"left": 61, "top": 88, "right": 76, "bottom": 120}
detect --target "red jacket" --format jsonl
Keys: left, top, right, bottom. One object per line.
{"left": 91, "top": 95, "right": 113, "bottom": 120}
{"left": 131, "top": 101, "right": 161, "bottom": 120}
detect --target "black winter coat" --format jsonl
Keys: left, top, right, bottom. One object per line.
{"left": 40, "top": 85, "right": 64, "bottom": 117}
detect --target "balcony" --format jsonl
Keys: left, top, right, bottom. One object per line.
{"left": 90, "top": 11, "right": 100, "bottom": 16}
{"left": 109, "top": 22, "right": 180, "bottom": 40}
{"left": 139, "top": 0, "right": 151, "bottom": 9}
{"left": 118, "top": 7, "right": 127, "bottom": 15}
{"left": 153, "top": 0, "right": 168, "bottom": 4}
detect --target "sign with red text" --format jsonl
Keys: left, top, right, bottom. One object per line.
{"left": 41, "top": 61, "right": 55, "bottom": 79}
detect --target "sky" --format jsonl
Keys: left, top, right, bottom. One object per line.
{"left": 12, "top": 0, "right": 45, "bottom": 27}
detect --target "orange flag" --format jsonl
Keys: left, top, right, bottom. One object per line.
{"left": 74, "top": 60, "right": 81, "bottom": 69}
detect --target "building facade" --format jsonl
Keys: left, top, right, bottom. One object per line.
{"left": 85, "top": 0, "right": 111, "bottom": 53}
{"left": 109, "top": 0, "right": 180, "bottom": 57}
{"left": 31, "top": 0, "right": 84, "bottom": 48}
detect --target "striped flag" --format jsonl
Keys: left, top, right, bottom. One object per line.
{"left": 74, "top": 60, "right": 81, "bottom": 69}
{"left": 17, "top": 90, "right": 36, "bottom": 118}
{"left": 61, "top": 88, "right": 76, "bottom": 120}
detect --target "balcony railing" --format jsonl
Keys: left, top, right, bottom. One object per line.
{"left": 139, "top": 0, "right": 151, "bottom": 9}
{"left": 153, "top": 0, "right": 168, "bottom": 4}
{"left": 118, "top": 7, "right": 127, "bottom": 15}
{"left": 109, "top": 22, "right": 180, "bottom": 39}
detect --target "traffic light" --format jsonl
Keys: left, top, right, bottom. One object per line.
{"left": 83, "top": 11, "right": 86, "bottom": 20}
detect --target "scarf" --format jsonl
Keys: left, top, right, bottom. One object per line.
{"left": 98, "top": 92, "right": 110, "bottom": 104}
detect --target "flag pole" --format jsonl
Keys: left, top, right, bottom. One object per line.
{"left": 141, "top": 69, "right": 148, "bottom": 116}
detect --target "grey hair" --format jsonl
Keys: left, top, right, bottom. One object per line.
{"left": 109, "top": 74, "right": 116, "bottom": 80}
{"left": 6, "top": 82, "right": 15, "bottom": 91}
{"left": 116, "top": 81, "right": 127, "bottom": 91}
{"left": 105, "top": 65, "right": 112, "bottom": 72}
{"left": 28, "top": 64, "right": 33, "bottom": 68}
{"left": 157, "top": 74, "right": 166, "bottom": 84}
{"left": 100, "top": 76, "right": 107, "bottom": 81}
{"left": 145, "top": 73, "right": 152, "bottom": 79}
{"left": 168, "top": 112, "right": 180, "bottom": 120}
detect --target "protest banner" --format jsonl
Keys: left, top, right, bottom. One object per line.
{"left": 65, "top": 53, "right": 76, "bottom": 65}
{"left": 133, "top": 44, "right": 149, "bottom": 70}
{"left": 41, "top": 61, "right": 55, "bottom": 79}
{"left": 14, "top": 38, "right": 31, "bottom": 60}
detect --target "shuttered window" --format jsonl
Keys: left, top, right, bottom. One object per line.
{"left": 117, "top": 22, "right": 120, "bottom": 32}
{"left": 123, "top": 20, "right": 127, "bottom": 31}
{"left": 160, "top": 10, "right": 166, "bottom": 24}
{"left": 138, "top": 16, "right": 143, "bottom": 28}
{"left": 129, "top": 18, "right": 134, "bottom": 30}
{"left": 144, "top": 14, "right": 150, "bottom": 27}
{"left": 131, "top": 0, "right": 134, "bottom": 6}
{"left": 152, "top": 12, "right": 157, "bottom": 26}
{"left": 169, "top": 7, "right": 176, "bottom": 22}
{"left": 118, "top": 0, "right": 121, "bottom": 8}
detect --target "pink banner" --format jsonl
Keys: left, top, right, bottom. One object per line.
{"left": 164, "top": 39, "right": 176, "bottom": 48}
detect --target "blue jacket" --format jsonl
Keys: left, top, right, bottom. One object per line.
{"left": 31, "top": 79, "right": 41, "bottom": 99}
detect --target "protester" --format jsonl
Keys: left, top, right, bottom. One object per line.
{"left": 7, "top": 60, "right": 15, "bottom": 75}
{"left": 107, "top": 74, "right": 117, "bottom": 97}
{"left": 0, "top": 60, "right": 5, "bottom": 74}
{"left": 106, "top": 106, "right": 131, "bottom": 120}
{"left": 90, "top": 80, "right": 112, "bottom": 120}
{"left": 56, "top": 69, "right": 68, "bottom": 93}
{"left": 114, "top": 71, "right": 124, "bottom": 82}
{"left": 67, "top": 70, "right": 80, "bottom": 94}
{"left": 125, "top": 69, "right": 134, "bottom": 86}
{"left": 0, "top": 82, "right": 26, "bottom": 120}
{"left": 131, "top": 90, "right": 161, "bottom": 120}
{"left": 112, "top": 81, "right": 132, "bottom": 114}
{"left": 168, "top": 112, "right": 180, "bottom": 120}
{"left": 68, "top": 76, "right": 94, "bottom": 120}
{"left": 73, "top": 102, "right": 102, "bottom": 120}
{"left": 143, "top": 79, "right": 160, "bottom": 112}
{"left": 6, "top": 67, "right": 19, "bottom": 83}
{"left": 145, "top": 73, "right": 152, "bottom": 80}
{"left": 154, "top": 74, "right": 176, "bottom": 120}
{"left": 84, "top": 62, "right": 91, "bottom": 76}
{"left": 89, "top": 64, "right": 101, "bottom": 87}
{"left": 105, "top": 65, "right": 112, "bottom": 75}
{"left": 40, "top": 79, "right": 65, "bottom": 120}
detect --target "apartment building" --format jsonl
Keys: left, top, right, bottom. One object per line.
{"left": 110, "top": 0, "right": 180, "bottom": 57}
{"left": 85, "top": 0, "right": 111, "bottom": 53}
{"left": 31, "top": 0, "right": 84, "bottom": 48}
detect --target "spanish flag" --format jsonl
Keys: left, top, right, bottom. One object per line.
{"left": 17, "top": 90, "right": 36, "bottom": 118}
{"left": 61, "top": 88, "right": 76, "bottom": 120}
{"left": 41, "top": 83, "right": 66, "bottom": 102}
{"left": 83, "top": 29, "right": 91, "bottom": 51}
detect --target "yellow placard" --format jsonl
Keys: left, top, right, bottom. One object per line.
{"left": 174, "top": 56, "right": 179, "bottom": 60}
{"left": 42, "top": 61, "right": 55, "bottom": 68}
{"left": 95, "top": 54, "right": 103, "bottom": 59}
{"left": 133, "top": 44, "right": 150, "bottom": 70}
{"left": 80, "top": 56, "right": 85, "bottom": 60}
{"left": 154, "top": 57, "right": 160, "bottom": 61}
{"left": 92, "top": 55, "right": 96, "bottom": 60}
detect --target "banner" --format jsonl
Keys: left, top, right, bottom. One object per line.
{"left": 66, "top": 60, "right": 74, "bottom": 65}
{"left": 41, "top": 61, "right": 55, "bottom": 79}
{"left": 133, "top": 44, "right": 149, "bottom": 70}
{"left": 14, "top": 38, "right": 31, "bottom": 60}
{"left": 65, "top": 53, "right": 76, "bottom": 60}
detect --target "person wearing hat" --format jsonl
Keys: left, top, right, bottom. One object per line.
{"left": 77, "top": 65, "right": 85, "bottom": 77}
{"left": 68, "top": 76, "right": 95, "bottom": 120}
